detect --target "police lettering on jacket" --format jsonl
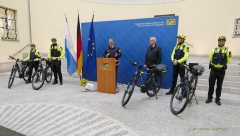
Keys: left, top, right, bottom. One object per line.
{"left": 171, "top": 43, "right": 189, "bottom": 64}
{"left": 209, "top": 46, "right": 232, "bottom": 69}
{"left": 30, "top": 49, "right": 38, "bottom": 60}
{"left": 212, "top": 47, "right": 228, "bottom": 65}
{"left": 51, "top": 44, "right": 61, "bottom": 57}
{"left": 25, "top": 49, "right": 40, "bottom": 61}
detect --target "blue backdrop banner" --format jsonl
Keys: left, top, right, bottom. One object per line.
{"left": 82, "top": 16, "right": 178, "bottom": 88}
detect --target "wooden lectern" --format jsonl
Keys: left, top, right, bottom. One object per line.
{"left": 97, "top": 58, "right": 116, "bottom": 94}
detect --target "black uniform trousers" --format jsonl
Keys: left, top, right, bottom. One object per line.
{"left": 52, "top": 60, "right": 63, "bottom": 82}
{"left": 170, "top": 64, "right": 185, "bottom": 92}
{"left": 28, "top": 61, "right": 39, "bottom": 81}
{"left": 208, "top": 68, "right": 225, "bottom": 100}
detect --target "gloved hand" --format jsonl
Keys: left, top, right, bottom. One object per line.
{"left": 209, "top": 63, "right": 213, "bottom": 69}
{"left": 223, "top": 65, "right": 227, "bottom": 70}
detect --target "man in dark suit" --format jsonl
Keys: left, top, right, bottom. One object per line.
{"left": 144, "top": 37, "right": 162, "bottom": 69}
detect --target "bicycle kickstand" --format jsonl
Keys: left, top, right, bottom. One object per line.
{"left": 193, "top": 93, "right": 198, "bottom": 104}
{"left": 156, "top": 94, "right": 159, "bottom": 99}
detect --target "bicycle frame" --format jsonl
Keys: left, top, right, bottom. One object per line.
{"left": 10, "top": 56, "right": 24, "bottom": 77}
{"left": 179, "top": 64, "right": 194, "bottom": 87}
{"left": 38, "top": 58, "right": 49, "bottom": 72}
{"left": 132, "top": 68, "right": 149, "bottom": 87}
{"left": 129, "top": 63, "right": 160, "bottom": 94}
{"left": 177, "top": 64, "right": 198, "bottom": 102}
{"left": 15, "top": 62, "right": 21, "bottom": 74}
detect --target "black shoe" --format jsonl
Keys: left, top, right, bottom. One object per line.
{"left": 60, "top": 81, "right": 63, "bottom": 85}
{"left": 25, "top": 81, "right": 31, "bottom": 84}
{"left": 140, "top": 88, "right": 146, "bottom": 93}
{"left": 19, "top": 73, "right": 23, "bottom": 78}
{"left": 215, "top": 100, "right": 221, "bottom": 106}
{"left": 166, "top": 91, "right": 173, "bottom": 95}
{"left": 205, "top": 98, "right": 212, "bottom": 103}
{"left": 52, "top": 81, "right": 58, "bottom": 85}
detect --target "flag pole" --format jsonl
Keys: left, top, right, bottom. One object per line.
{"left": 65, "top": 13, "right": 68, "bottom": 23}
{"left": 78, "top": 10, "right": 83, "bottom": 80}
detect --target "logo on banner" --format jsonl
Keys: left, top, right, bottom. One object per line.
{"left": 166, "top": 19, "right": 176, "bottom": 26}
{"left": 100, "top": 62, "right": 112, "bottom": 70}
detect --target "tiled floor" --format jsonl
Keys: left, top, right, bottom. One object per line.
{"left": 0, "top": 73, "right": 240, "bottom": 136}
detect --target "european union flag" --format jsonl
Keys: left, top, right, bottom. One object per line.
{"left": 86, "top": 15, "right": 96, "bottom": 74}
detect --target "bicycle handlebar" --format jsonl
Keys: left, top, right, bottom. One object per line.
{"left": 9, "top": 55, "right": 23, "bottom": 62}
{"left": 128, "top": 59, "right": 137, "bottom": 66}
{"left": 180, "top": 63, "right": 194, "bottom": 73}
{"left": 9, "top": 55, "right": 16, "bottom": 60}
{"left": 128, "top": 59, "right": 142, "bottom": 68}
{"left": 41, "top": 58, "right": 47, "bottom": 61}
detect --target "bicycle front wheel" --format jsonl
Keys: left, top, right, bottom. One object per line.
{"left": 31, "top": 70, "right": 45, "bottom": 90}
{"left": 45, "top": 67, "right": 52, "bottom": 83}
{"left": 122, "top": 79, "right": 136, "bottom": 107}
{"left": 8, "top": 68, "right": 17, "bottom": 89}
{"left": 170, "top": 85, "right": 189, "bottom": 115}
{"left": 146, "top": 76, "right": 161, "bottom": 97}
{"left": 23, "top": 66, "right": 29, "bottom": 81}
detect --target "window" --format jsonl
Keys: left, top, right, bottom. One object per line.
{"left": 233, "top": 18, "right": 240, "bottom": 38}
{"left": 0, "top": 6, "right": 18, "bottom": 40}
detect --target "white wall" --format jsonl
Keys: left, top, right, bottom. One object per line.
{"left": 0, "top": 0, "right": 31, "bottom": 62}
{"left": 1, "top": 0, "right": 240, "bottom": 63}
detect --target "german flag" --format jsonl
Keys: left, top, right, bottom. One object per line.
{"left": 77, "top": 13, "right": 82, "bottom": 75}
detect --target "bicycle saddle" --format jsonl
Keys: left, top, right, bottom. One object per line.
{"left": 151, "top": 64, "right": 168, "bottom": 73}
{"left": 192, "top": 65, "right": 205, "bottom": 76}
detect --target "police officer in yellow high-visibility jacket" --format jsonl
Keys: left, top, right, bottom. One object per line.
{"left": 166, "top": 34, "right": 189, "bottom": 95}
{"left": 205, "top": 36, "right": 232, "bottom": 106}
{"left": 24, "top": 43, "right": 41, "bottom": 83}
{"left": 48, "top": 38, "right": 65, "bottom": 85}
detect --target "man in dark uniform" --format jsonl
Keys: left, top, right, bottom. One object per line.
{"left": 166, "top": 34, "right": 189, "bottom": 95}
{"left": 144, "top": 37, "right": 162, "bottom": 68}
{"left": 48, "top": 38, "right": 65, "bottom": 85}
{"left": 143, "top": 37, "right": 162, "bottom": 93}
{"left": 103, "top": 38, "right": 122, "bottom": 85}
{"left": 205, "top": 36, "right": 232, "bottom": 106}
{"left": 25, "top": 43, "right": 41, "bottom": 83}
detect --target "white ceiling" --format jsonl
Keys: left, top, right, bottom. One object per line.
{"left": 82, "top": 0, "right": 182, "bottom": 5}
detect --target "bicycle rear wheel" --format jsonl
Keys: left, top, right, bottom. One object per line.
{"left": 45, "top": 67, "right": 52, "bottom": 83}
{"left": 189, "top": 77, "right": 198, "bottom": 102}
{"left": 122, "top": 79, "right": 136, "bottom": 107}
{"left": 23, "top": 66, "right": 29, "bottom": 81}
{"left": 31, "top": 70, "right": 45, "bottom": 90}
{"left": 8, "top": 68, "right": 17, "bottom": 89}
{"left": 146, "top": 76, "right": 161, "bottom": 97}
{"left": 170, "top": 85, "right": 189, "bottom": 115}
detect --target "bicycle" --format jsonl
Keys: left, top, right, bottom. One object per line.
{"left": 22, "top": 61, "right": 30, "bottom": 81}
{"left": 8, "top": 56, "right": 30, "bottom": 88}
{"left": 170, "top": 63, "right": 205, "bottom": 115}
{"left": 122, "top": 59, "right": 168, "bottom": 107}
{"left": 31, "top": 58, "right": 52, "bottom": 90}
